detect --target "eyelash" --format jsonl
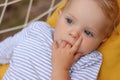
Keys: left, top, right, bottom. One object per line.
{"left": 65, "top": 18, "right": 73, "bottom": 24}
{"left": 84, "top": 30, "right": 93, "bottom": 37}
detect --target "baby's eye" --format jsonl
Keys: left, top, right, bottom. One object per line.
{"left": 66, "top": 18, "right": 73, "bottom": 24}
{"left": 84, "top": 30, "right": 93, "bottom": 37}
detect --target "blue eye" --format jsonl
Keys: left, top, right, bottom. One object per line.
{"left": 66, "top": 18, "right": 73, "bottom": 24}
{"left": 84, "top": 30, "right": 93, "bottom": 37}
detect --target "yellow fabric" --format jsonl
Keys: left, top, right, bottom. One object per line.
{"left": 0, "top": 64, "right": 9, "bottom": 79}
{"left": 47, "top": 0, "right": 67, "bottom": 28}
{"left": 97, "top": 24, "right": 120, "bottom": 80}
{"left": 0, "top": 0, "right": 120, "bottom": 80}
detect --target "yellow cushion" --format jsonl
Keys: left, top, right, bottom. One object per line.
{"left": 47, "top": 0, "right": 120, "bottom": 80}
{"left": 97, "top": 25, "right": 120, "bottom": 80}
{"left": 0, "top": 64, "right": 9, "bottom": 79}
{"left": 47, "top": 0, "right": 67, "bottom": 27}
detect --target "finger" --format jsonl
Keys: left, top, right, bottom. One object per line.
{"left": 65, "top": 43, "right": 72, "bottom": 49}
{"left": 56, "top": 40, "right": 62, "bottom": 48}
{"left": 60, "top": 40, "right": 67, "bottom": 48}
{"left": 71, "top": 37, "right": 82, "bottom": 53}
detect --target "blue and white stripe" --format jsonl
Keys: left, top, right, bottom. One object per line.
{"left": 0, "top": 21, "right": 102, "bottom": 80}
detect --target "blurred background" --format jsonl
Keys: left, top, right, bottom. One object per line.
{"left": 0, "top": 0, "right": 61, "bottom": 41}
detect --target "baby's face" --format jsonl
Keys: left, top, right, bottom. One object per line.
{"left": 54, "top": 0, "right": 109, "bottom": 55}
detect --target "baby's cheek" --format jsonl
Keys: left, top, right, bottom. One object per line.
{"left": 77, "top": 46, "right": 93, "bottom": 55}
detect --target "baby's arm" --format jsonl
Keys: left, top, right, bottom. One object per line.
{"left": 0, "top": 23, "right": 33, "bottom": 64}
{"left": 52, "top": 37, "right": 82, "bottom": 80}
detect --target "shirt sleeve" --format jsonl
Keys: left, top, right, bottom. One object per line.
{"left": 0, "top": 22, "right": 41, "bottom": 64}
{"left": 2, "top": 21, "right": 53, "bottom": 80}
{"left": 70, "top": 51, "right": 102, "bottom": 80}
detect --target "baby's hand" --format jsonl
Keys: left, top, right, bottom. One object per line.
{"left": 52, "top": 37, "right": 82, "bottom": 71}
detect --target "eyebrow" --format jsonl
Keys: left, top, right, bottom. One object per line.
{"left": 67, "top": 13, "right": 78, "bottom": 21}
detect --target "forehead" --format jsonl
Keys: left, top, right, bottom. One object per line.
{"left": 63, "top": 0, "right": 109, "bottom": 31}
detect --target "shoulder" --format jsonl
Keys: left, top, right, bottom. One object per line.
{"left": 23, "top": 21, "right": 54, "bottom": 46}
{"left": 27, "top": 21, "right": 53, "bottom": 32}
{"left": 26, "top": 21, "right": 54, "bottom": 38}
{"left": 71, "top": 50, "right": 102, "bottom": 70}
{"left": 13, "top": 22, "right": 53, "bottom": 57}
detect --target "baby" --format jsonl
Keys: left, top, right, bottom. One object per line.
{"left": 0, "top": 0, "right": 119, "bottom": 80}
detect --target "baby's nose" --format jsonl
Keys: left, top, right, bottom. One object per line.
{"left": 69, "top": 30, "right": 79, "bottom": 39}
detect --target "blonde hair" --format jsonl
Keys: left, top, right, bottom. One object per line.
{"left": 65, "top": 0, "right": 120, "bottom": 36}
{"left": 94, "top": 0, "right": 120, "bottom": 36}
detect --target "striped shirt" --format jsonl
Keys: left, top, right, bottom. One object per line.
{"left": 0, "top": 21, "right": 102, "bottom": 80}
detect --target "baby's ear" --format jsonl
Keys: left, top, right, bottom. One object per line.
{"left": 58, "top": 9, "right": 62, "bottom": 15}
{"left": 102, "top": 32, "right": 111, "bottom": 42}
{"left": 102, "top": 37, "right": 108, "bottom": 42}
